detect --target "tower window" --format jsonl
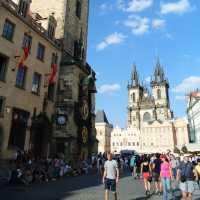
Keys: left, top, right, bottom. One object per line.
{"left": 22, "top": 33, "right": 32, "bottom": 52}
{"left": 0, "top": 54, "right": 8, "bottom": 81}
{"left": 0, "top": 96, "right": 5, "bottom": 117}
{"left": 76, "top": 0, "right": 82, "bottom": 19}
{"left": 32, "top": 72, "right": 41, "bottom": 94}
{"left": 157, "top": 89, "right": 161, "bottom": 99}
{"left": 2, "top": 19, "right": 15, "bottom": 41}
{"left": 15, "top": 67, "right": 27, "bottom": 89}
{"left": 18, "top": 0, "right": 30, "bottom": 18}
{"left": 37, "top": 43, "right": 45, "bottom": 61}
{"left": 132, "top": 93, "right": 135, "bottom": 102}
{"left": 48, "top": 84, "right": 55, "bottom": 101}
{"left": 143, "top": 112, "right": 151, "bottom": 122}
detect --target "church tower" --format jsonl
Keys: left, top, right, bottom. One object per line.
{"left": 151, "top": 59, "right": 172, "bottom": 120}
{"left": 30, "top": 0, "right": 89, "bottom": 62}
{"left": 127, "top": 65, "right": 142, "bottom": 128}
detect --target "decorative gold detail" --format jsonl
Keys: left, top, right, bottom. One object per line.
{"left": 82, "top": 126, "right": 88, "bottom": 144}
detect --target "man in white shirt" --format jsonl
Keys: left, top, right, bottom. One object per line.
{"left": 103, "top": 152, "right": 119, "bottom": 200}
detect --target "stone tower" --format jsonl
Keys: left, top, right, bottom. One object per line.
{"left": 30, "top": 0, "right": 89, "bottom": 61}
{"left": 29, "top": 0, "right": 97, "bottom": 160}
{"left": 127, "top": 65, "right": 142, "bottom": 128}
{"left": 151, "top": 59, "right": 172, "bottom": 120}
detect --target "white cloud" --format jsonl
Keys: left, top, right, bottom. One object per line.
{"left": 98, "top": 84, "right": 121, "bottom": 94}
{"left": 175, "top": 95, "right": 186, "bottom": 100}
{"left": 99, "top": 3, "right": 113, "bottom": 12}
{"left": 97, "top": 32, "right": 126, "bottom": 51}
{"left": 127, "top": 0, "right": 153, "bottom": 12}
{"left": 117, "top": 0, "right": 126, "bottom": 11}
{"left": 124, "top": 16, "right": 149, "bottom": 35}
{"left": 152, "top": 19, "right": 166, "bottom": 29}
{"left": 172, "top": 76, "right": 200, "bottom": 93}
{"left": 145, "top": 76, "right": 151, "bottom": 82}
{"left": 160, "top": 0, "right": 192, "bottom": 15}
{"left": 118, "top": 0, "right": 153, "bottom": 12}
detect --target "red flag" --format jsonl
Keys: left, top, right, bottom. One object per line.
{"left": 48, "top": 63, "right": 57, "bottom": 85}
{"left": 17, "top": 47, "right": 30, "bottom": 69}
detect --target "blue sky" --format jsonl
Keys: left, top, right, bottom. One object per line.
{"left": 87, "top": 0, "right": 200, "bottom": 127}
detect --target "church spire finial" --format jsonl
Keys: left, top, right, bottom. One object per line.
{"left": 153, "top": 57, "right": 165, "bottom": 83}
{"left": 131, "top": 63, "right": 139, "bottom": 87}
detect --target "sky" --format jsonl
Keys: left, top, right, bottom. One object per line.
{"left": 87, "top": 0, "right": 200, "bottom": 128}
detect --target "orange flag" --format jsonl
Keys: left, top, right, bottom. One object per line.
{"left": 48, "top": 63, "right": 57, "bottom": 85}
{"left": 17, "top": 47, "right": 29, "bottom": 69}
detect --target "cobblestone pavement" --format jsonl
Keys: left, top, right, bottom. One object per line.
{"left": 0, "top": 173, "right": 200, "bottom": 200}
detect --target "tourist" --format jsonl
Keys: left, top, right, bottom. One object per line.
{"left": 160, "top": 155, "right": 172, "bottom": 200}
{"left": 152, "top": 153, "right": 162, "bottom": 195}
{"left": 170, "top": 155, "right": 179, "bottom": 179}
{"left": 141, "top": 156, "right": 151, "bottom": 196}
{"left": 195, "top": 158, "right": 200, "bottom": 189}
{"left": 177, "top": 155, "right": 196, "bottom": 200}
{"left": 130, "top": 155, "right": 136, "bottom": 178}
{"left": 103, "top": 152, "right": 119, "bottom": 200}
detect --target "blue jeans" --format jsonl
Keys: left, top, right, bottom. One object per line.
{"left": 172, "top": 168, "right": 177, "bottom": 178}
{"left": 161, "top": 177, "right": 171, "bottom": 200}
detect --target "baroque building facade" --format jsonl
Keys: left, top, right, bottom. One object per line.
{"left": 30, "top": 0, "right": 97, "bottom": 161}
{"left": 0, "top": 0, "right": 61, "bottom": 158}
{"left": 95, "top": 110, "right": 113, "bottom": 154}
{"left": 187, "top": 90, "right": 200, "bottom": 144}
{"left": 111, "top": 61, "right": 189, "bottom": 154}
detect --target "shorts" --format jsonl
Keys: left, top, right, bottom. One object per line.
{"left": 179, "top": 181, "right": 195, "bottom": 193}
{"left": 153, "top": 172, "right": 160, "bottom": 182}
{"left": 105, "top": 178, "right": 116, "bottom": 192}
{"left": 143, "top": 172, "right": 150, "bottom": 179}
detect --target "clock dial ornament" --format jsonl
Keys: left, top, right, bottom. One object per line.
{"left": 81, "top": 127, "right": 88, "bottom": 144}
{"left": 81, "top": 101, "right": 89, "bottom": 120}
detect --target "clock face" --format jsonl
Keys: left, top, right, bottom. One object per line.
{"left": 81, "top": 100, "right": 89, "bottom": 120}
{"left": 57, "top": 116, "right": 66, "bottom": 125}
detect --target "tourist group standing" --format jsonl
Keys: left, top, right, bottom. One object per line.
{"left": 101, "top": 152, "right": 200, "bottom": 200}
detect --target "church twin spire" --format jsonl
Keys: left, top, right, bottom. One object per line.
{"left": 129, "top": 58, "right": 168, "bottom": 88}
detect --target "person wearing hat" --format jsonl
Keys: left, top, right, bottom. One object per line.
{"left": 177, "top": 155, "right": 196, "bottom": 200}
{"left": 195, "top": 158, "right": 200, "bottom": 189}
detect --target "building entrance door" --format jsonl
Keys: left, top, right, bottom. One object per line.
{"left": 31, "top": 114, "right": 51, "bottom": 158}
{"left": 8, "top": 108, "right": 30, "bottom": 150}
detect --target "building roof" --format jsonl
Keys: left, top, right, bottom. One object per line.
{"left": 95, "top": 110, "right": 109, "bottom": 124}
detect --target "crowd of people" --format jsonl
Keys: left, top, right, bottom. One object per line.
{"left": 7, "top": 150, "right": 93, "bottom": 186}
{"left": 2, "top": 150, "right": 200, "bottom": 200}
{"left": 101, "top": 151, "right": 200, "bottom": 200}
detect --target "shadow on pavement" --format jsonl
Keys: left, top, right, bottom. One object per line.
{"left": 0, "top": 174, "right": 103, "bottom": 200}
{"left": 130, "top": 197, "right": 149, "bottom": 200}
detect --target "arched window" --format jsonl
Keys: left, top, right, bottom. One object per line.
{"left": 132, "top": 93, "right": 135, "bottom": 102}
{"left": 157, "top": 89, "right": 161, "bottom": 99}
{"left": 143, "top": 112, "right": 151, "bottom": 122}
